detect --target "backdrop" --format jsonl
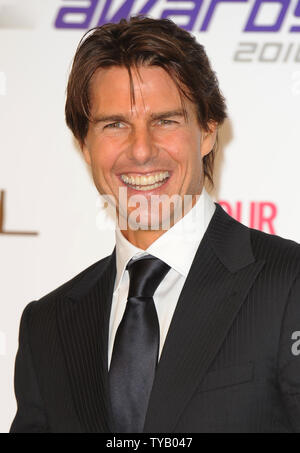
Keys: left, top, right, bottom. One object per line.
{"left": 1, "top": 0, "right": 300, "bottom": 433}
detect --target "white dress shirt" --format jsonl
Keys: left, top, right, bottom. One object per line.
{"left": 108, "top": 187, "right": 216, "bottom": 370}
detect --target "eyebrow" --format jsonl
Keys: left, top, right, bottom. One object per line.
{"left": 91, "top": 109, "right": 188, "bottom": 124}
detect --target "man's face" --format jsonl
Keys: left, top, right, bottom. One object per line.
{"left": 82, "top": 65, "right": 216, "bottom": 230}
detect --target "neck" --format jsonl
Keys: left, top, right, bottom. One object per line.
{"left": 118, "top": 192, "right": 201, "bottom": 250}
{"left": 120, "top": 228, "right": 165, "bottom": 250}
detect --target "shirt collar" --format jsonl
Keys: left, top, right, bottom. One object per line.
{"left": 114, "top": 187, "right": 216, "bottom": 294}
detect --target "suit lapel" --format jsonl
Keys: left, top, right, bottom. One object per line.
{"left": 56, "top": 203, "right": 265, "bottom": 433}
{"left": 56, "top": 248, "right": 116, "bottom": 433}
{"left": 143, "top": 203, "right": 265, "bottom": 432}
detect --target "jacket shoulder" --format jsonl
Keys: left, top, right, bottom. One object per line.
{"left": 249, "top": 226, "right": 300, "bottom": 276}
{"left": 26, "top": 253, "right": 113, "bottom": 315}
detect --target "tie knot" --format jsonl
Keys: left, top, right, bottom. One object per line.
{"left": 126, "top": 255, "right": 171, "bottom": 298}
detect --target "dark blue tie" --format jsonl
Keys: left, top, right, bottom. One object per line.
{"left": 109, "top": 254, "right": 171, "bottom": 433}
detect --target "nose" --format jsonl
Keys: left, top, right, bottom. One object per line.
{"left": 127, "top": 125, "right": 157, "bottom": 165}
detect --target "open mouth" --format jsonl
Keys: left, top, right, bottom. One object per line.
{"left": 119, "top": 171, "right": 170, "bottom": 191}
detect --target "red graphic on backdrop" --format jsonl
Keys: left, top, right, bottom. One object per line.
{"left": 218, "top": 201, "right": 277, "bottom": 234}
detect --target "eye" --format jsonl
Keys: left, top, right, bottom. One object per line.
{"left": 157, "top": 119, "right": 177, "bottom": 126}
{"left": 104, "top": 122, "right": 125, "bottom": 129}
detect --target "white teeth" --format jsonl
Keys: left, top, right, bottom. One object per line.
{"left": 121, "top": 171, "right": 169, "bottom": 187}
{"left": 132, "top": 181, "right": 164, "bottom": 191}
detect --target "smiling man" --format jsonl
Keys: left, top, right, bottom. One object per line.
{"left": 82, "top": 64, "right": 216, "bottom": 247}
{"left": 10, "top": 16, "right": 300, "bottom": 433}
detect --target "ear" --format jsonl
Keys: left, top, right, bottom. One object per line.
{"left": 82, "top": 142, "right": 92, "bottom": 166}
{"left": 201, "top": 121, "right": 218, "bottom": 158}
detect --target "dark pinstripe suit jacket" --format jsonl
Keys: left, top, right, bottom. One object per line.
{"left": 10, "top": 203, "right": 300, "bottom": 433}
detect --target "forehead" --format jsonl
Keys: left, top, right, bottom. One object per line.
{"left": 88, "top": 65, "right": 192, "bottom": 116}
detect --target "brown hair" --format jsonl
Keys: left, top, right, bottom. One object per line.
{"left": 65, "top": 15, "right": 227, "bottom": 187}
